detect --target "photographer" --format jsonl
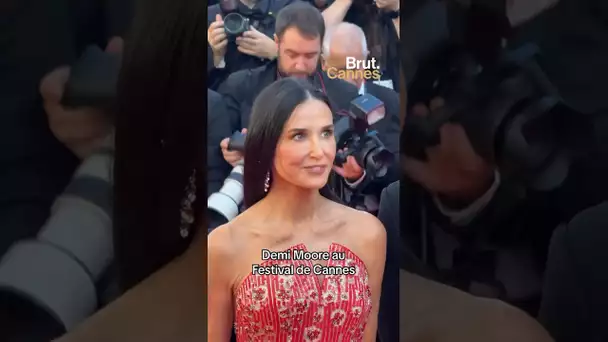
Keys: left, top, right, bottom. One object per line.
{"left": 322, "top": 0, "right": 400, "bottom": 92}
{"left": 218, "top": 3, "right": 399, "bottom": 210}
{"left": 321, "top": 22, "right": 400, "bottom": 210}
{"left": 218, "top": 2, "right": 359, "bottom": 131}
{"left": 207, "top": 0, "right": 358, "bottom": 89}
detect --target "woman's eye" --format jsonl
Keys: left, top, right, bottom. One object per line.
{"left": 293, "top": 133, "right": 304, "bottom": 140}
{"left": 321, "top": 130, "right": 333, "bottom": 138}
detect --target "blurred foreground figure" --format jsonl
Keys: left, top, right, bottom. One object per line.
{"left": 400, "top": 271, "right": 554, "bottom": 342}
{"left": 539, "top": 202, "right": 608, "bottom": 342}
{"left": 54, "top": 234, "right": 206, "bottom": 342}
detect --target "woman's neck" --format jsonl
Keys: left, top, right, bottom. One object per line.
{"left": 258, "top": 181, "right": 325, "bottom": 226}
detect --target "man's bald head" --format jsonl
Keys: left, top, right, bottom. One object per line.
{"left": 322, "top": 22, "right": 368, "bottom": 58}
{"left": 322, "top": 23, "right": 369, "bottom": 87}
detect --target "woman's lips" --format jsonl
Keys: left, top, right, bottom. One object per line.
{"left": 303, "top": 165, "right": 328, "bottom": 175}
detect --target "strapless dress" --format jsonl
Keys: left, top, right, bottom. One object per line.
{"left": 234, "top": 243, "right": 372, "bottom": 342}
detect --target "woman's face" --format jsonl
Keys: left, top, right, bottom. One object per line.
{"left": 273, "top": 98, "right": 336, "bottom": 190}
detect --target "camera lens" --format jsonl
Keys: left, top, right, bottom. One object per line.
{"left": 364, "top": 147, "right": 393, "bottom": 178}
{"left": 224, "top": 13, "right": 247, "bottom": 36}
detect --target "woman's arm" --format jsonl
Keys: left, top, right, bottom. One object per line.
{"left": 207, "top": 227, "right": 236, "bottom": 341}
{"left": 358, "top": 214, "right": 387, "bottom": 342}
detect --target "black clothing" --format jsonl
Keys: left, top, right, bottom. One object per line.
{"left": 510, "top": 0, "right": 608, "bottom": 116}
{"left": 217, "top": 61, "right": 360, "bottom": 130}
{"left": 207, "top": 0, "right": 300, "bottom": 89}
{"left": 539, "top": 202, "right": 608, "bottom": 342}
{"left": 0, "top": 0, "right": 133, "bottom": 257}
{"left": 376, "top": 182, "right": 399, "bottom": 342}
{"left": 357, "top": 81, "right": 401, "bottom": 197}
{"left": 217, "top": 61, "right": 401, "bottom": 201}
{"left": 207, "top": 90, "right": 233, "bottom": 197}
{"left": 377, "top": 180, "right": 440, "bottom": 342}
{"left": 364, "top": 82, "right": 400, "bottom": 155}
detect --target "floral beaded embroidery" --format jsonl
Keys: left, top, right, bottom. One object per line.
{"left": 233, "top": 243, "right": 372, "bottom": 341}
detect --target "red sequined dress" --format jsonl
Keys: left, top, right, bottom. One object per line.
{"left": 234, "top": 243, "right": 372, "bottom": 342}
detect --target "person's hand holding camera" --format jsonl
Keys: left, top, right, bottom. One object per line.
{"left": 333, "top": 152, "right": 365, "bottom": 182}
{"left": 375, "top": 0, "right": 399, "bottom": 11}
{"left": 220, "top": 128, "right": 247, "bottom": 167}
{"left": 40, "top": 37, "right": 122, "bottom": 160}
{"left": 236, "top": 27, "right": 278, "bottom": 60}
{"left": 402, "top": 99, "right": 495, "bottom": 206}
{"left": 208, "top": 14, "right": 228, "bottom": 66}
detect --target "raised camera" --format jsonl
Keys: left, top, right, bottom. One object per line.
{"left": 220, "top": 0, "right": 250, "bottom": 38}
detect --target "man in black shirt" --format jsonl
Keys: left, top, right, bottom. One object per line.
{"left": 217, "top": 2, "right": 360, "bottom": 135}
{"left": 207, "top": 0, "right": 357, "bottom": 89}
{"left": 218, "top": 2, "right": 399, "bottom": 211}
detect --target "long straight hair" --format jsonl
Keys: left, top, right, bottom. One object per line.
{"left": 243, "top": 78, "right": 338, "bottom": 208}
{"left": 113, "top": 0, "right": 207, "bottom": 291}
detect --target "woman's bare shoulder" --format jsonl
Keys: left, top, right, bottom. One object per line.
{"left": 330, "top": 203, "right": 386, "bottom": 255}
{"left": 207, "top": 222, "right": 239, "bottom": 261}
{"left": 339, "top": 204, "right": 385, "bottom": 239}
{"left": 207, "top": 217, "right": 255, "bottom": 261}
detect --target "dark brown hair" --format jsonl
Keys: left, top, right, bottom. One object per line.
{"left": 113, "top": 0, "right": 207, "bottom": 291}
{"left": 275, "top": 2, "right": 326, "bottom": 42}
{"left": 243, "top": 77, "right": 337, "bottom": 207}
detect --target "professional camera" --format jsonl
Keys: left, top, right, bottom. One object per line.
{"left": 207, "top": 131, "right": 247, "bottom": 231}
{"left": 334, "top": 94, "right": 394, "bottom": 180}
{"left": 403, "top": 44, "right": 590, "bottom": 191}
{"left": 61, "top": 45, "right": 120, "bottom": 111}
{"left": 0, "top": 143, "right": 114, "bottom": 332}
{"left": 219, "top": 0, "right": 250, "bottom": 38}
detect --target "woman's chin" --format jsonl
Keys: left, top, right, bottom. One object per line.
{"left": 296, "top": 180, "right": 328, "bottom": 191}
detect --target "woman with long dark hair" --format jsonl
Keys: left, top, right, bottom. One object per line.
{"left": 208, "top": 77, "right": 387, "bottom": 341}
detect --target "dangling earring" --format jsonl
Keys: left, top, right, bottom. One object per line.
{"left": 264, "top": 171, "right": 270, "bottom": 193}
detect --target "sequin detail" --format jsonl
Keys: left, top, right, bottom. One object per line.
{"left": 234, "top": 243, "right": 372, "bottom": 341}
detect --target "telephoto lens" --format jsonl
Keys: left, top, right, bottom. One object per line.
{"left": 0, "top": 136, "right": 114, "bottom": 333}
{"left": 207, "top": 163, "right": 245, "bottom": 232}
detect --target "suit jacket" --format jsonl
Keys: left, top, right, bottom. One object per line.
{"left": 217, "top": 61, "right": 360, "bottom": 130}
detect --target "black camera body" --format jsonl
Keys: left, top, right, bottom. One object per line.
{"left": 61, "top": 46, "right": 121, "bottom": 112}
{"left": 227, "top": 130, "right": 246, "bottom": 152}
{"left": 403, "top": 44, "right": 589, "bottom": 191}
{"left": 220, "top": 0, "right": 251, "bottom": 38}
{"left": 334, "top": 94, "right": 394, "bottom": 180}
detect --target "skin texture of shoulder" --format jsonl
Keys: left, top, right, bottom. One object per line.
{"left": 336, "top": 203, "right": 387, "bottom": 252}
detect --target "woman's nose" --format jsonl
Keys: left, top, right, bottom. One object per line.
{"left": 309, "top": 138, "right": 323, "bottom": 158}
